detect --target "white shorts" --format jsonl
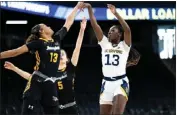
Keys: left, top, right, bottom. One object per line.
{"left": 99, "top": 77, "right": 129, "bottom": 105}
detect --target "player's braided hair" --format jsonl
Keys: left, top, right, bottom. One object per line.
{"left": 26, "top": 24, "right": 41, "bottom": 43}
{"left": 126, "top": 48, "right": 141, "bottom": 67}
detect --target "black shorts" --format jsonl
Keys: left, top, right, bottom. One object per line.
{"left": 21, "top": 97, "right": 41, "bottom": 115}
{"left": 23, "top": 74, "right": 59, "bottom": 106}
{"left": 22, "top": 74, "right": 59, "bottom": 114}
{"left": 21, "top": 98, "right": 58, "bottom": 115}
{"left": 59, "top": 105, "right": 79, "bottom": 115}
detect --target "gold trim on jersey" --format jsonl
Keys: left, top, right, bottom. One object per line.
{"left": 39, "top": 38, "right": 54, "bottom": 42}
{"left": 34, "top": 51, "right": 40, "bottom": 71}
{"left": 58, "top": 67, "right": 66, "bottom": 72}
{"left": 23, "top": 75, "right": 32, "bottom": 94}
{"left": 120, "top": 86, "right": 128, "bottom": 100}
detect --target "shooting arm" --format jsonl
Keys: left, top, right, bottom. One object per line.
{"left": 114, "top": 12, "right": 131, "bottom": 46}
{"left": 87, "top": 5, "right": 103, "bottom": 41}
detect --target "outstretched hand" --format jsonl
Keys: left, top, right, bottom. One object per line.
{"left": 4, "top": 61, "right": 15, "bottom": 70}
{"left": 81, "top": 17, "right": 87, "bottom": 30}
{"left": 107, "top": 4, "right": 117, "bottom": 14}
{"left": 82, "top": 3, "right": 91, "bottom": 9}
{"left": 76, "top": 2, "right": 85, "bottom": 11}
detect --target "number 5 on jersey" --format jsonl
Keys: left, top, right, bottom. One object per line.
{"left": 57, "top": 81, "right": 63, "bottom": 90}
{"left": 50, "top": 52, "right": 58, "bottom": 63}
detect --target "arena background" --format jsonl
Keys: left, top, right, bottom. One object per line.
{"left": 0, "top": 1, "right": 176, "bottom": 115}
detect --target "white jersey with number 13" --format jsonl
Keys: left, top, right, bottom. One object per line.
{"left": 98, "top": 35, "right": 131, "bottom": 77}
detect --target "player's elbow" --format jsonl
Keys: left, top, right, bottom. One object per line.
{"left": 71, "top": 58, "right": 78, "bottom": 67}
{"left": 64, "top": 23, "right": 71, "bottom": 32}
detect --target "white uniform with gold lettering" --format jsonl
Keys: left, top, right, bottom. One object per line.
{"left": 99, "top": 35, "right": 130, "bottom": 105}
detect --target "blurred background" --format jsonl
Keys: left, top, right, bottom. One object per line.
{"left": 0, "top": 1, "right": 176, "bottom": 115}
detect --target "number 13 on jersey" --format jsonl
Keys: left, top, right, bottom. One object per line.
{"left": 50, "top": 52, "right": 58, "bottom": 63}
{"left": 105, "top": 54, "right": 120, "bottom": 66}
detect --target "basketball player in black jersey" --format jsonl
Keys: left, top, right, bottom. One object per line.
{"left": 4, "top": 17, "right": 87, "bottom": 115}
{"left": 56, "top": 18, "right": 87, "bottom": 115}
{"left": 0, "top": 2, "right": 84, "bottom": 115}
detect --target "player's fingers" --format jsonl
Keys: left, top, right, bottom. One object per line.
{"left": 4, "top": 65, "right": 9, "bottom": 68}
{"left": 78, "top": 2, "right": 84, "bottom": 10}
{"left": 82, "top": 4, "right": 86, "bottom": 8}
{"left": 109, "top": 4, "right": 114, "bottom": 7}
{"left": 83, "top": 17, "right": 87, "bottom": 22}
{"left": 85, "top": 19, "right": 87, "bottom": 24}
{"left": 4, "top": 65, "right": 9, "bottom": 69}
{"left": 81, "top": 7, "right": 85, "bottom": 12}
{"left": 78, "top": 1, "right": 84, "bottom": 6}
{"left": 81, "top": 17, "right": 84, "bottom": 23}
{"left": 107, "top": 4, "right": 113, "bottom": 8}
{"left": 4, "top": 63, "right": 9, "bottom": 67}
{"left": 5, "top": 61, "right": 11, "bottom": 65}
{"left": 107, "top": 4, "right": 111, "bottom": 8}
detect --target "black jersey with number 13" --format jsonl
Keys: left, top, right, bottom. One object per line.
{"left": 26, "top": 27, "right": 67, "bottom": 77}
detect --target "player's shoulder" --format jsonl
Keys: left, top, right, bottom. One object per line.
{"left": 98, "top": 35, "right": 110, "bottom": 48}
{"left": 118, "top": 41, "right": 131, "bottom": 53}
{"left": 103, "top": 35, "right": 108, "bottom": 39}
{"left": 119, "top": 41, "right": 131, "bottom": 47}
{"left": 27, "top": 39, "right": 44, "bottom": 46}
{"left": 99, "top": 35, "right": 109, "bottom": 42}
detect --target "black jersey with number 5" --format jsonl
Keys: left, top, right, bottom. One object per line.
{"left": 56, "top": 62, "right": 76, "bottom": 105}
{"left": 26, "top": 27, "right": 67, "bottom": 77}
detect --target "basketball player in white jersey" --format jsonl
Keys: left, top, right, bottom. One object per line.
{"left": 83, "top": 3, "right": 131, "bottom": 115}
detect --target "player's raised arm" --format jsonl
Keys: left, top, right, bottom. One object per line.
{"left": 4, "top": 61, "right": 32, "bottom": 80}
{"left": 83, "top": 3, "right": 103, "bottom": 42}
{"left": 63, "top": 2, "right": 84, "bottom": 31}
{"left": 54, "top": 2, "right": 84, "bottom": 41}
{"left": 107, "top": 4, "right": 131, "bottom": 46}
{"left": 71, "top": 17, "right": 87, "bottom": 66}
